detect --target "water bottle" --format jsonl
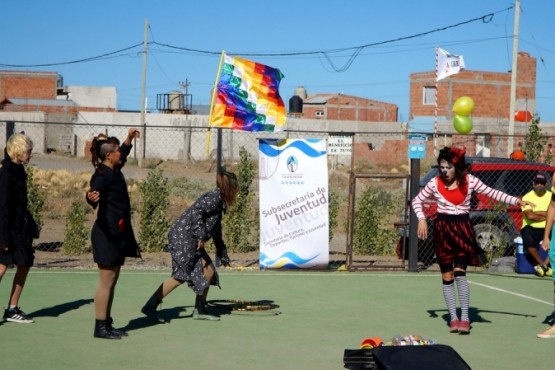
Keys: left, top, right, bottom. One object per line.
{"left": 515, "top": 236, "right": 524, "bottom": 254}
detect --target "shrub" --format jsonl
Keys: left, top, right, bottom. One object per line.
{"left": 328, "top": 188, "right": 340, "bottom": 242}
{"left": 139, "top": 168, "right": 171, "bottom": 252}
{"left": 353, "top": 187, "right": 398, "bottom": 255}
{"left": 223, "top": 147, "right": 257, "bottom": 252}
{"left": 524, "top": 114, "right": 549, "bottom": 163}
{"left": 26, "top": 166, "right": 45, "bottom": 234}
{"left": 62, "top": 200, "right": 88, "bottom": 255}
{"left": 169, "top": 176, "right": 211, "bottom": 202}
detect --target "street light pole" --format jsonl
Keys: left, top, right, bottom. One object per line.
{"left": 507, "top": 0, "right": 520, "bottom": 157}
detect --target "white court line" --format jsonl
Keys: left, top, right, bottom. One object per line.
{"left": 25, "top": 270, "right": 440, "bottom": 277}
{"left": 469, "top": 280, "right": 552, "bottom": 306}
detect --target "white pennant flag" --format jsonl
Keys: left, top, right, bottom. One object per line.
{"left": 436, "top": 48, "right": 465, "bottom": 81}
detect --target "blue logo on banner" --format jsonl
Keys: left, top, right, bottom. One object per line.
{"left": 287, "top": 156, "right": 298, "bottom": 172}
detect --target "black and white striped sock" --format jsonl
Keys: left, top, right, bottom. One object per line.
{"left": 455, "top": 273, "right": 470, "bottom": 322}
{"left": 442, "top": 279, "right": 458, "bottom": 322}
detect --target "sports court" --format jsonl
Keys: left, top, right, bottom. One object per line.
{"left": 0, "top": 268, "right": 552, "bottom": 369}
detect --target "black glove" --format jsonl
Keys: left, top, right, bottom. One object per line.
{"left": 218, "top": 249, "right": 231, "bottom": 267}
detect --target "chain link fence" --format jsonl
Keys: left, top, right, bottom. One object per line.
{"left": 399, "top": 156, "right": 555, "bottom": 271}
{"left": 1, "top": 119, "right": 553, "bottom": 270}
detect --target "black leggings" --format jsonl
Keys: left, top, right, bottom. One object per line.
{"left": 439, "top": 256, "right": 468, "bottom": 273}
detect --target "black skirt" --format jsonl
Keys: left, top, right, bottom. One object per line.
{"left": 91, "top": 222, "right": 127, "bottom": 267}
{"left": 0, "top": 241, "right": 34, "bottom": 267}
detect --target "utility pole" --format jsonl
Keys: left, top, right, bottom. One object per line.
{"left": 138, "top": 18, "right": 148, "bottom": 167}
{"left": 178, "top": 79, "right": 190, "bottom": 116}
{"left": 507, "top": 0, "right": 520, "bottom": 157}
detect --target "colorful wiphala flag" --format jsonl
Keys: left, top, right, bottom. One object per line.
{"left": 209, "top": 53, "right": 286, "bottom": 132}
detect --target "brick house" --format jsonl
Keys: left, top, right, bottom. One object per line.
{"left": 409, "top": 51, "right": 536, "bottom": 122}
{"left": 300, "top": 93, "right": 398, "bottom": 122}
{"left": 0, "top": 70, "right": 117, "bottom": 153}
{"left": 0, "top": 70, "right": 117, "bottom": 114}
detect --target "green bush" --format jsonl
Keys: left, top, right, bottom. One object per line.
{"left": 26, "top": 166, "right": 45, "bottom": 234}
{"left": 139, "top": 168, "right": 171, "bottom": 252}
{"left": 328, "top": 188, "right": 340, "bottom": 242}
{"left": 353, "top": 187, "right": 398, "bottom": 255}
{"left": 169, "top": 176, "right": 211, "bottom": 202}
{"left": 223, "top": 147, "right": 257, "bottom": 252}
{"left": 524, "top": 114, "right": 550, "bottom": 163}
{"left": 62, "top": 200, "right": 88, "bottom": 255}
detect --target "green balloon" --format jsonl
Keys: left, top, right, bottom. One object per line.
{"left": 453, "top": 114, "right": 473, "bottom": 134}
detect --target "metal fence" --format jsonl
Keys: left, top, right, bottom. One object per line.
{"left": 1, "top": 119, "right": 554, "bottom": 270}
{"left": 400, "top": 156, "right": 555, "bottom": 272}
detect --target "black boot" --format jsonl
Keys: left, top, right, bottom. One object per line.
{"left": 107, "top": 317, "right": 128, "bottom": 337}
{"left": 141, "top": 294, "right": 166, "bottom": 323}
{"left": 193, "top": 296, "right": 219, "bottom": 321}
{"left": 93, "top": 319, "right": 121, "bottom": 340}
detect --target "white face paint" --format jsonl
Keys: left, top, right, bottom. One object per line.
{"left": 439, "top": 159, "right": 456, "bottom": 182}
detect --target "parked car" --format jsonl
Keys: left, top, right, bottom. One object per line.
{"left": 397, "top": 156, "right": 555, "bottom": 266}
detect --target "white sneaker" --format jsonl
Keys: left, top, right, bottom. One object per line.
{"left": 537, "top": 326, "right": 555, "bottom": 338}
{"left": 3, "top": 307, "right": 34, "bottom": 324}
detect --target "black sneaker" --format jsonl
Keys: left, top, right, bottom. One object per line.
{"left": 3, "top": 307, "right": 34, "bottom": 323}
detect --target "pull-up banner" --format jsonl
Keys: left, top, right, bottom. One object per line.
{"left": 258, "top": 139, "right": 329, "bottom": 269}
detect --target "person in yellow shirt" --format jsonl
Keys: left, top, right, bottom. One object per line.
{"left": 522, "top": 173, "right": 552, "bottom": 277}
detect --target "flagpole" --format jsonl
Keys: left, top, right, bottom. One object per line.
{"left": 206, "top": 51, "right": 226, "bottom": 160}
{"left": 434, "top": 47, "right": 439, "bottom": 157}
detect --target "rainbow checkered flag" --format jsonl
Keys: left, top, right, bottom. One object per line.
{"left": 209, "top": 52, "right": 286, "bottom": 132}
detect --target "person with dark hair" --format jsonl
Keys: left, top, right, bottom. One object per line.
{"left": 0, "top": 133, "right": 39, "bottom": 324}
{"left": 86, "top": 128, "right": 141, "bottom": 339}
{"left": 141, "top": 170, "right": 238, "bottom": 322}
{"left": 412, "top": 146, "right": 533, "bottom": 335}
{"left": 521, "top": 173, "right": 552, "bottom": 277}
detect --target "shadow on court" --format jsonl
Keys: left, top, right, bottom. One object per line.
{"left": 28, "top": 298, "right": 93, "bottom": 318}
{"left": 427, "top": 306, "right": 537, "bottom": 327}
{"left": 121, "top": 305, "right": 191, "bottom": 332}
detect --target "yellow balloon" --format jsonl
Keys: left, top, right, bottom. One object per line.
{"left": 453, "top": 96, "right": 475, "bottom": 116}
{"left": 453, "top": 114, "right": 473, "bottom": 134}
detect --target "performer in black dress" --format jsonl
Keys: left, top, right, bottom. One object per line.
{"left": 86, "top": 128, "right": 141, "bottom": 339}
{"left": 141, "top": 170, "right": 238, "bottom": 322}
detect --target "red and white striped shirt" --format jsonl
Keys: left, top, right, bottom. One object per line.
{"left": 412, "top": 174, "right": 520, "bottom": 220}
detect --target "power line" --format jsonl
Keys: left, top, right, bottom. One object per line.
{"left": 0, "top": 6, "right": 513, "bottom": 72}
{"left": 0, "top": 43, "right": 144, "bottom": 68}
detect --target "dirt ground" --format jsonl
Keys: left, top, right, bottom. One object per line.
{"left": 33, "top": 250, "right": 263, "bottom": 270}
{"left": 29, "top": 154, "right": 380, "bottom": 271}
{"left": 31, "top": 155, "right": 254, "bottom": 269}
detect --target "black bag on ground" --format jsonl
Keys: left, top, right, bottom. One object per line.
{"left": 371, "top": 344, "right": 471, "bottom": 370}
{"left": 343, "top": 348, "right": 378, "bottom": 370}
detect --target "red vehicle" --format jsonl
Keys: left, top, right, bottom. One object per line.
{"left": 398, "top": 157, "right": 554, "bottom": 265}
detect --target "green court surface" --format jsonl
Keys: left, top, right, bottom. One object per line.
{"left": 0, "top": 268, "right": 553, "bottom": 369}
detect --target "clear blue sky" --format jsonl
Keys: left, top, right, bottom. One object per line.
{"left": 2, "top": 1, "right": 554, "bottom": 122}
